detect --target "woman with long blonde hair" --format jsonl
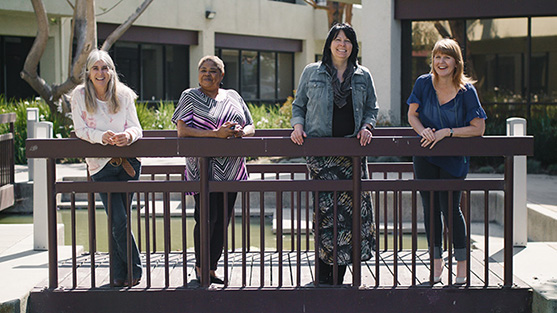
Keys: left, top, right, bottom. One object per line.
{"left": 407, "top": 38, "right": 487, "bottom": 285}
{"left": 71, "top": 49, "right": 143, "bottom": 287}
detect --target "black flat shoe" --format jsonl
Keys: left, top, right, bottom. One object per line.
{"left": 124, "top": 278, "right": 141, "bottom": 287}
{"left": 210, "top": 275, "right": 225, "bottom": 284}
{"left": 113, "top": 279, "right": 125, "bottom": 287}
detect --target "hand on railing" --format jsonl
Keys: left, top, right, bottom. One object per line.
{"left": 290, "top": 124, "right": 307, "bottom": 145}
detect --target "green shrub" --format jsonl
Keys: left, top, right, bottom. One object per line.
{"left": 1, "top": 97, "right": 178, "bottom": 164}
{"left": 547, "top": 164, "right": 557, "bottom": 176}
{"left": 136, "top": 101, "right": 176, "bottom": 130}
{"left": 0, "top": 96, "right": 71, "bottom": 164}
{"left": 529, "top": 116, "right": 557, "bottom": 165}
{"left": 248, "top": 97, "right": 293, "bottom": 130}
{"left": 527, "top": 158, "right": 542, "bottom": 174}
{"left": 476, "top": 166, "right": 496, "bottom": 174}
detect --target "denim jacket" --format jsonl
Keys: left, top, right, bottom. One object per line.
{"left": 291, "top": 62, "right": 379, "bottom": 138}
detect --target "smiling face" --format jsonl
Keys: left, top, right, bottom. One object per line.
{"left": 330, "top": 30, "right": 353, "bottom": 64}
{"left": 198, "top": 60, "right": 224, "bottom": 92}
{"left": 88, "top": 60, "right": 110, "bottom": 94}
{"left": 432, "top": 53, "right": 456, "bottom": 79}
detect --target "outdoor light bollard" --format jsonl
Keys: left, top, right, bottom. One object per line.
{"left": 33, "top": 121, "right": 53, "bottom": 250}
{"left": 26, "top": 108, "right": 39, "bottom": 181}
{"left": 507, "top": 117, "right": 527, "bottom": 247}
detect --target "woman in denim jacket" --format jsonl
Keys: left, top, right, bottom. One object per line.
{"left": 290, "top": 23, "right": 378, "bottom": 285}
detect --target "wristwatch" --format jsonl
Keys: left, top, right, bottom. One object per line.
{"left": 449, "top": 128, "right": 454, "bottom": 137}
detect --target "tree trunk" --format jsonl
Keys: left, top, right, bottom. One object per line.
{"left": 326, "top": 2, "right": 345, "bottom": 28}
{"left": 20, "top": 0, "right": 153, "bottom": 115}
{"left": 101, "top": 0, "right": 153, "bottom": 51}
{"left": 434, "top": 20, "right": 477, "bottom": 81}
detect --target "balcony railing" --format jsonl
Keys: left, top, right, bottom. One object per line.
{"left": 26, "top": 129, "right": 533, "bottom": 290}
{"left": 0, "top": 112, "right": 16, "bottom": 211}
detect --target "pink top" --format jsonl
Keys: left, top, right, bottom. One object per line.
{"left": 70, "top": 85, "right": 143, "bottom": 175}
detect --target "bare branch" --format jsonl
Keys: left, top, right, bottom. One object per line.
{"left": 52, "top": 0, "right": 96, "bottom": 102}
{"left": 96, "top": 0, "right": 124, "bottom": 16}
{"left": 101, "top": 0, "right": 154, "bottom": 51}
{"left": 433, "top": 21, "right": 451, "bottom": 38}
{"left": 21, "top": 0, "right": 53, "bottom": 103}
{"left": 344, "top": 4, "right": 353, "bottom": 25}
{"left": 66, "top": 0, "right": 75, "bottom": 10}
{"left": 303, "top": 0, "right": 328, "bottom": 10}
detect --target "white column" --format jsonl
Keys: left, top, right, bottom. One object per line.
{"left": 33, "top": 122, "right": 53, "bottom": 251}
{"left": 507, "top": 117, "right": 527, "bottom": 247}
{"left": 360, "top": 0, "right": 401, "bottom": 125}
{"left": 26, "top": 108, "right": 39, "bottom": 181}
{"left": 190, "top": 29, "right": 215, "bottom": 88}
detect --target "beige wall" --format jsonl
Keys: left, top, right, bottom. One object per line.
{"left": 0, "top": 0, "right": 399, "bottom": 124}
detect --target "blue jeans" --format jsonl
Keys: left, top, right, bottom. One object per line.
{"left": 413, "top": 156, "right": 467, "bottom": 261}
{"left": 91, "top": 158, "right": 142, "bottom": 281}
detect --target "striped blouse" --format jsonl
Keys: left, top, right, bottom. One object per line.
{"left": 171, "top": 88, "right": 254, "bottom": 184}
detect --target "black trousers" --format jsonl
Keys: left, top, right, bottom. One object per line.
{"left": 318, "top": 259, "right": 347, "bottom": 285}
{"left": 413, "top": 156, "right": 467, "bottom": 261}
{"left": 193, "top": 192, "right": 238, "bottom": 270}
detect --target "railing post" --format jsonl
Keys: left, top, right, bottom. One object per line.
{"left": 26, "top": 108, "right": 39, "bottom": 181}
{"left": 46, "top": 158, "right": 58, "bottom": 289}
{"left": 504, "top": 156, "right": 514, "bottom": 287}
{"left": 507, "top": 117, "right": 527, "bottom": 247}
{"left": 352, "top": 156, "right": 361, "bottom": 287}
{"left": 199, "top": 157, "right": 210, "bottom": 287}
{"left": 9, "top": 115, "right": 15, "bottom": 187}
{"left": 33, "top": 121, "right": 53, "bottom": 250}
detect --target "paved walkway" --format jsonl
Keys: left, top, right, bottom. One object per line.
{"left": 2, "top": 160, "right": 557, "bottom": 312}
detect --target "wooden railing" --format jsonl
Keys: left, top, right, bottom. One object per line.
{"left": 26, "top": 128, "right": 533, "bottom": 290}
{"left": 0, "top": 112, "right": 16, "bottom": 211}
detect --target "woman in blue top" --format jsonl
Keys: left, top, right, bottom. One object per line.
{"left": 407, "top": 38, "right": 487, "bottom": 285}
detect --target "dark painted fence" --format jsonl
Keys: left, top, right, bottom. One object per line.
{"left": 26, "top": 128, "right": 533, "bottom": 290}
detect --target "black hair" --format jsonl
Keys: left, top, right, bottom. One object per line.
{"left": 321, "top": 23, "right": 359, "bottom": 66}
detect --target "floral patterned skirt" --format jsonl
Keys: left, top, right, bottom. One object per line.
{"left": 306, "top": 156, "right": 376, "bottom": 265}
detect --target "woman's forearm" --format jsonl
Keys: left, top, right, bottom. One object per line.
{"left": 176, "top": 120, "right": 216, "bottom": 138}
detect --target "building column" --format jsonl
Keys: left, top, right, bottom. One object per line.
{"left": 361, "top": 0, "right": 401, "bottom": 125}
{"left": 190, "top": 29, "right": 215, "bottom": 88}
{"left": 293, "top": 39, "right": 316, "bottom": 88}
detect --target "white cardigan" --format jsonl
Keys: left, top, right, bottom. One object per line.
{"left": 70, "top": 85, "right": 143, "bottom": 175}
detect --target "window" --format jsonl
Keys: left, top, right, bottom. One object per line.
{"left": 0, "top": 36, "right": 38, "bottom": 99}
{"left": 406, "top": 17, "right": 557, "bottom": 120}
{"left": 221, "top": 49, "right": 240, "bottom": 91}
{"left": 241, "top": 51, "right": 258, "bottom": 101}
{"left": 217, "top": 48, "right": 294, "bottom": 105}
{"left": 111, "top": 42, "right": 189, "bottom": 102}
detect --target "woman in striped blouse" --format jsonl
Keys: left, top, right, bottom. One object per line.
{"left": 171, "top": 55, "right": 255, "bottom": 284}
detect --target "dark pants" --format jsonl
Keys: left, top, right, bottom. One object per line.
{"left": 413, "top": 156, "right": 467, "bottom": 261}
{"left": 91, "top": 158, "right": 142, "bottom": 281}
{"left": 193, "top": 192, "right": 238, "bottom": 270}
{"left": 318, "top": 258, "right": 347, "bottom": 285}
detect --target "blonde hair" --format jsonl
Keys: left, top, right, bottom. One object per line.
{"left": 430, "top": 38, "right": 475, "bottom": 90}
{"left": 82, "top": 49, "right": 136, "bottom": 114}
{"left": 198, "top": 55, "right": 225, "bottom": 74}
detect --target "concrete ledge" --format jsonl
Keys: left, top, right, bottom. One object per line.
{"left": 533, "top": 285, "right": 557, "bottom": 313}
{"left": 527, "top": 204, "right": 557, "bottom": 242}
{"left": 0, "top": 184, "right": 14, "bottom": 212}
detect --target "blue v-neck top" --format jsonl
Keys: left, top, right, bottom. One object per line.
{"left": 407, "top": 74, "right": 487, "bottom": 177}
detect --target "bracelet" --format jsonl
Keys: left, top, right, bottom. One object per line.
{"left": 363, "top": 125, "right": 372, "bottom": 132}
